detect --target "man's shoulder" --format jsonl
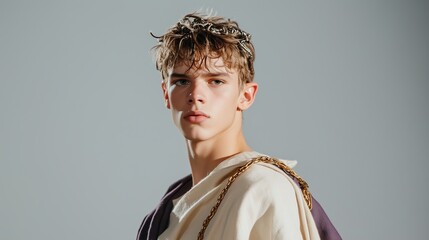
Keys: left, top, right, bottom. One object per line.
{"left": 231, "top": 160, "right": 298, "bottom": 195}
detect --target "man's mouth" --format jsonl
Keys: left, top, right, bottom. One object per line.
{"left": 184, "top": 111, "right": 210, "bottom": 123}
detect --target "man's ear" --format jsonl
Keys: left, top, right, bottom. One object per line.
{"left": 161, "top": 81, "right": 170, "bottom": 109}
{"left": 238, "top": 82, "right": 258, "bottom": 111}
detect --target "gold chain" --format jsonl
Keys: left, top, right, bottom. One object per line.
{"left": 197, "top": 156, "right": 312, "bottom": 240}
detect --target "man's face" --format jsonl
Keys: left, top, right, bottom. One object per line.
{"left": 162, "top": 57, "right": 244, "bottom": 142}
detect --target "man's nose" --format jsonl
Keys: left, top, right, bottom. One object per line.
{"left": 187, "top": 82, "right": 206, "bottom": 104}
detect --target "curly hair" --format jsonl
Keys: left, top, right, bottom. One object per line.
{"left": 151, "top": 12, "right": 255, "bottom": 86}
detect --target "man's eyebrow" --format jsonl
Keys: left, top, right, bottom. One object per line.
{"left": 201, "top": 72, "right": 230, "bottom": 78}
{"left": 170, "top": 72, "right": 230, "bottom": 78}
{"left": 170, "top": 73, "right": 189, "bottom": 78}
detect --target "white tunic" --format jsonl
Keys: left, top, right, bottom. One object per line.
{"left": 159, "top": 151, "right": 321, "bottom": 240}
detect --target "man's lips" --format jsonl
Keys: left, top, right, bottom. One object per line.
{"left": 183, "top": 111, "right": 210, "bottom": 123}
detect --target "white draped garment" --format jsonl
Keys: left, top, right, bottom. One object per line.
{"left": 159, "top": 151, "right": 321, "bottom": 240}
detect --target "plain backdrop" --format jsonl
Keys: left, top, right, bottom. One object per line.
{"left": 1, "top": 0, "right": 428, "bottom": 239}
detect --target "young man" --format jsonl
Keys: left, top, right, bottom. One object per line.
{"left": 137, "top": 12, "right": 341, "bottom": 240}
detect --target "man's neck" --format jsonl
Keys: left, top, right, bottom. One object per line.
{"left": 186, "top": 132, "right": 251, "bottom": 185}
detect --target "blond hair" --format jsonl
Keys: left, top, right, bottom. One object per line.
{"left": 151, "top": 12, "right": 255, "bottom": 85}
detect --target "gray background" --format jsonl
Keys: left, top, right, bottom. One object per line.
{"left": 1, "top": 0, "right": 428, "bottom": 239}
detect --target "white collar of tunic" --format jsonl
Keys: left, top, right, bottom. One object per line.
{"left": 171, "top": 151, "right": 297, "bottom": 218}
{"left": 212, "top": 151, "right": 297, "bottom": 174}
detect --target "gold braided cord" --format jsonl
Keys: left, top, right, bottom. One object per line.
{"left": 197, "top": 156, "right": 312, "bottom": 240}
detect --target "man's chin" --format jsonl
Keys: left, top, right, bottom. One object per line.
{"left": 182, "top": 132, "right": 211, "bottom": 142}
{"left": 184, "top": 136, "right": 208, "bottom": 142}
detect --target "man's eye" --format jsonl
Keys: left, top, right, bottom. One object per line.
{"left": 211, "top": 79, "right": 224, "bottom": 85}
{"left": 173, "top": 79, "right": 190, "bottom": 86}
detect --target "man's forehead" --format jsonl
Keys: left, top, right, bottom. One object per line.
{"left": 167, "top": 57, "right": 236, "bottom": 77}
